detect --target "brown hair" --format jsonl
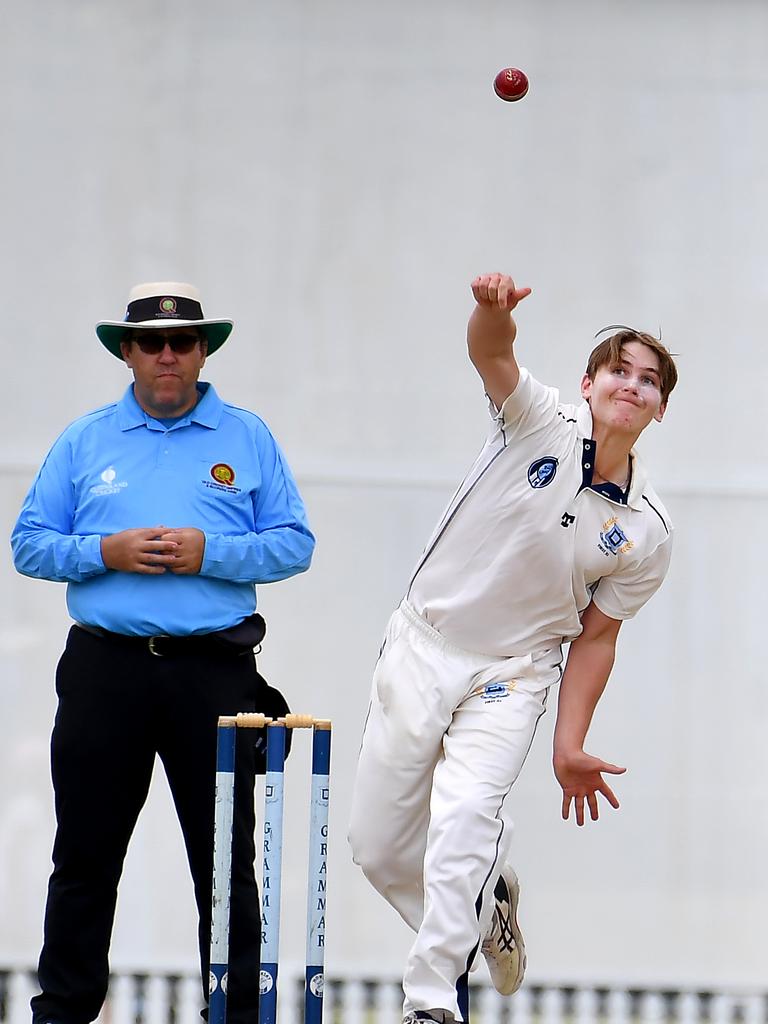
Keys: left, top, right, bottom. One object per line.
{"left": 586, "top": 326, "right": 678, "bottom": 403}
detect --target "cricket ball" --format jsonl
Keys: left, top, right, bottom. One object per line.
{"left": 493, "top": 67, "right": 529, "bottom": 102}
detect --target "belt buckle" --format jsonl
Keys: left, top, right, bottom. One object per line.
{"left": 148, "top": 635, "right": 166, "bottom": 657}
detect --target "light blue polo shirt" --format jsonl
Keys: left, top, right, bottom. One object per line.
{"left": 11, "top": 382, "right": 315, "bottom": 635}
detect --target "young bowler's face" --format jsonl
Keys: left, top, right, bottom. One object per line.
{"left": 581, "top": 341, "right": 666, "bottom": 435}
{"left": 121, "top": 328, "right": 207, "bottom": 418}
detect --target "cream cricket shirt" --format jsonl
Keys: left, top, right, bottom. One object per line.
{"left": 406, "top": 368, "right": 672, "bottom": 659}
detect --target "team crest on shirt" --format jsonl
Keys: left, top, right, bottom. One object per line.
{"left": 202, "top": 462, "right": 243, "bottom": 494}
{"left": 527, "top": 456, "right": 558, "bottom": 489}
{"left": 598, "top": 516, "right": 634, "bottom": 556}
{"left": 210, "top": 463, "right": 236, "bottom": 486}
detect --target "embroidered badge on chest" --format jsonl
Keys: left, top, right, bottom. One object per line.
{"left": 210, "top": 463, "right": 236, "bottom": 486}
{"left": 598, "top": 516, "right": 634, "bottom": 556}
{"left": 527, "top": 456, "right": 558, "bottom": 489}
{"left": 203, "top": 462, "right": 242, "bottom": 494}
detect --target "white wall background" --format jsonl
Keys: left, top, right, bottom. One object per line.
{"left": 1, "top": 0, "right": 767, "bottom": 993}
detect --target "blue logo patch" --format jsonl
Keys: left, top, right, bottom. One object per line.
{"left": 600, "top": 522, "right": 630, "bottom": 554}
{"left": 527, "top": 457, "right": 558, "bottom": 489}
{"left": 484, "top": 683, "right": 507, "bottom": 698}
{"left": 479, "top": 682, "right": 514, "bottom": 704}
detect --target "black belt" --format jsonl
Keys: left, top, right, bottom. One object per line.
{"left": 74, "top": 623, "right": 254, "bottom": 658}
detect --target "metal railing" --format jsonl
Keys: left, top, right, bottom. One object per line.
{"left": 2, "top": 970, "right": 766, "bottom": 1024}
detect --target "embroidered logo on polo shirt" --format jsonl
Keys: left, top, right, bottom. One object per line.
{"left": 598, "top": 516, "right": 634, "bottom": 556}
{"left": 202, "top": 462, "right": 243, "bottom": 494}
{"left": 210, "top": 463, "right": 235, "bottom": 486}
{"left": 527, "top": 456, "right": 558, "bottom": 489}
{"left": 89, "top": 466, "right": 128, "bottom": 496}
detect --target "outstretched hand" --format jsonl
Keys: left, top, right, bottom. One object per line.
{"left": 554, "top": 749, "right": 626, "bottom": 826}
{"left": 471, "top": 273, "right": 532, "bottom": 312}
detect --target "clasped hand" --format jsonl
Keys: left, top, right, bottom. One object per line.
{"left": 100, "top": 526, "right": 205, "bottom": 575}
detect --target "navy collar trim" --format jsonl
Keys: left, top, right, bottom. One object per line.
{"left": 577, "top": 438, "right": 630, "bottom": 506}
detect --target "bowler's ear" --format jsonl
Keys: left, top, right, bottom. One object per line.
{"left": 580, "top": 373, "right": 593, "bottom": 401}
{"left": 120, "top": 340, "right": 133, "bottom": 366}
{"left": 654, "top": 401, "right": 666, "bottom": 423}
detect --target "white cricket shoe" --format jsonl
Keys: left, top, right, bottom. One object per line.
{"left": 481, "top": 864, "right": 527, "bottom": 995}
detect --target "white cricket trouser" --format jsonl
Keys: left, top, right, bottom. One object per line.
{"left": 348, "top": 600, "right": 560, "bottom": 1021}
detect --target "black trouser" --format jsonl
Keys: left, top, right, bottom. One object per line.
{"left": 31, "top": 626, "right": 266, "bottom": 1024}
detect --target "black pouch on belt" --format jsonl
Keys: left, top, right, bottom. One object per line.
{"left": 218, "top": 614, "right": 294, "bottom": 772}
{"left": 211, "top": 612, "right": 268, "bottom": 650}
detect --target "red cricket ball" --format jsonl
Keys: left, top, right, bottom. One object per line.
{"left": 493, "top": 67, "right": 529, "bottom": 102}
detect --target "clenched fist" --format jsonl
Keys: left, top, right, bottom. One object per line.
{"left": 471, "top": 273, "right": 531, "bottom": 312}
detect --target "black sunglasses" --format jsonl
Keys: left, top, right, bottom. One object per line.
{"left": 131, "top": 333, "right": 202, "bottom": 355}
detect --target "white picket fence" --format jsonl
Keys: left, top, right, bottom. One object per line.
{"left": 1, "top": 969, "right": 766, "bottom": 1024}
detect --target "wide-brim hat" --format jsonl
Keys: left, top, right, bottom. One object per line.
{"left": 96, "top": 282, "right": 233, "bottom": 360}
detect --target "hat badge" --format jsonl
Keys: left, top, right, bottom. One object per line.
{"left": 160, "top": 297, "right": 177, "bottom": 314}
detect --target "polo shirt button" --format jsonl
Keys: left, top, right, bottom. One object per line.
{"left": 585, "top": 462, "right": 591, "bottom": 469}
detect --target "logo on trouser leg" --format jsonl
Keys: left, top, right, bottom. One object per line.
{"left": 476, "top": 682, "right": 516, "bottom": 703}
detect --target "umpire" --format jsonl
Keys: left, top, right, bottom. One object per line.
{"left": 11, "top": 282, "right": 315, "bottom": 1024}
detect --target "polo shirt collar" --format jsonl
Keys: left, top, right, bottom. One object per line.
{"left": 576, "top": 398, "right": 594, "bottom": 441}
{"left": 116, "top": 380, "right": 224, "bottom": 431}
{"left": 575, "top": 399, "right": 648, "bottom": 510}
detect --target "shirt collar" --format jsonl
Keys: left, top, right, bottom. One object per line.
{"left": 116, "top": 380, "right": 223, "bottom": 431}
{"left": 576, "top": 398, "right": 593, "bottom": 440}
{"left": 575, "top": 399, "right": 648, "bottom": 510}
